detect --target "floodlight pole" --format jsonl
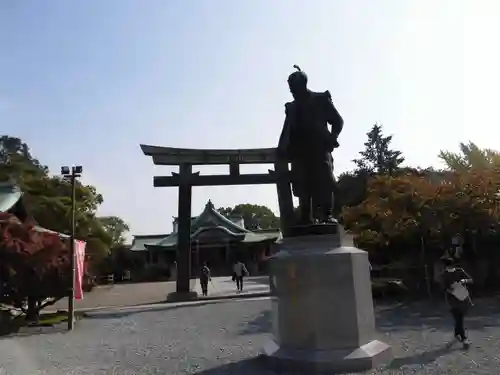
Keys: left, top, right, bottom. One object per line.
{"left": 62, "top": 166, "right": 82, "bottom": 331}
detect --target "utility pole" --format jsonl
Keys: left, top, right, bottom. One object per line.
{"left": 61, "top": 165, "right": 82, "bottom": 331}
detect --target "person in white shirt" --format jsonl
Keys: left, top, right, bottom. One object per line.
{"left": 232, "top": 260, "right": 249, "bottom": 292}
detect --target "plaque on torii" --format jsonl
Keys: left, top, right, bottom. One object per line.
{"left": 140, "top": 144, "right": 293, "bottom": 300}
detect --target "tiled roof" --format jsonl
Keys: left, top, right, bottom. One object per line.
{"left": 172, "top": 216, "right": 198, "bottom": 224}
{"left": 242, "top": 231, "right": 281, "bottom": 243}
{"left": 0, "top": 182, "right": 22, "bottom": 212}
{"left": 140, "top": 200, "right": 281, "bottom": 250}
{"left": 130, "top": 234, "right": 170, "bottom": 251}
{"left": 34, "top": 225, "right": 70, "bottom": 239}
{"left": 149, "top": 229, "right": 279, "bottom": 249}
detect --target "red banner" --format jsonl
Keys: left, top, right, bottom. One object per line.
{"left": 74, "top": 240, "right": 86, "bottom": 300}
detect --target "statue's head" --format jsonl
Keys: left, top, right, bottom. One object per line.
{"left": 288, "top": 65, "right": 308, "bottom": 99}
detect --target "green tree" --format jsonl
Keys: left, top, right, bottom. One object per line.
{"left": 353, "top": 124, "right": 404, "bottom": 175}
{"left": 336, "top": 172, "right": 369, "bottom": 210}
{"left": 438, "top": 141, "right": 500, "bottom": 172}
{"left": 99, "top": 216, "right": 130, "bottom": 248}
{"left": 0, "top": 135, "right": 128, "bottom": 268}
{"left": 0, "top": 136, "right": 47, "bottom": 181}
{"left": 21, "top": 175, "right": 113, "bottom": 263}
{"left": 217, "top": 204, "right": 279, "bottom": 230}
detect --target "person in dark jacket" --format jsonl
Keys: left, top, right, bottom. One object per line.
{"left": 199, "top": 262, "right": 211, "bottom": 297}
{"left": 440, "top": 257, "right": 473, "bottom": 348}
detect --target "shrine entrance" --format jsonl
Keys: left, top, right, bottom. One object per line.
{"left": 140, "top": 145, "right": 293, "bottom": 296}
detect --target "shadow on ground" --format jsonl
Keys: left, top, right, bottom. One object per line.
{"left": 239, "top": 298, "right": 500, "bottom": 337}
{"left": 0, "top": 325, "right": 68, "bottom": 340}
{"left": 85, "top": 301, "right": 205, "bottom": 319}
{"left": 84, "top": 300, "right": 234, "bottom": 320}
{"left": 191, "top": 346, "right": 466, "bottom": 375}
{"left": 239, "top": 310, "right": 272, "bottom": 335}
{"left": 387, "top": 342, "right": 461, "bottom": 370}
{"left": 248, "top": 276, "right": 270, "bottom": 286}
{"left": 193, "top": 357, "right": 277, "bottom": 375}
{"left": 377, "top": 298, "right": 500, "bottom": 333}
{"left": 236, "top": 298, "right": 500, "bottom": 370}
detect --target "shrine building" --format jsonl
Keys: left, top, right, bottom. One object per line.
{"left": 130, "top": 200, "right": 281, "bottom": 276}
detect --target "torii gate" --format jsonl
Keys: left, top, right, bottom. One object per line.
{"left": 140, "top": 145, "right": 293, "bottom": 298}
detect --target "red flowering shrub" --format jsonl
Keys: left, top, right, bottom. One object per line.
{"left": 0, "top": 212, "right": 70, "bottom": 320}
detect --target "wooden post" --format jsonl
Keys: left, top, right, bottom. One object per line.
{"left": 225, "top": 241, "right": 230, "bottom": 262}
{"left": 196, "top": 240, "right": 200, "bottom": 272}
{"left": 176, "top": 163, "right": 193, "bottom": 294}
{"left": 229, "top": 161, "right": 240, "bottom": 177}
{"left": 275, "top": 160, "right": 294, "bottom": 237}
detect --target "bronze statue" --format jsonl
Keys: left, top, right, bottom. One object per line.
{"left": 277, "top": 65, "right": 344, "bottom": 225}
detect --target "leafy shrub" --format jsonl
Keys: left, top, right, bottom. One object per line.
{"left": 0, "top": 213, "right": 70, "bottom": 321}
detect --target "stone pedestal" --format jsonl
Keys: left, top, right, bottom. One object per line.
{"left": 166, "top": 291, "right": 198, "bottom": 302}
{"left": 166, "top": 278, "right": 198, "bottom": 302}
{"left": 262, "top": 229, "right": 392, "bottom": 374}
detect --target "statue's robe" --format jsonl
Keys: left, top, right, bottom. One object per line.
{"left": 277, "top": 90, "right": 343, "bottom": 202}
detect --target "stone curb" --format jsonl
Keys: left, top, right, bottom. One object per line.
{"left": 196, "top": 290, "right": 271, "bottom": 302}
{"left": 46, "top": 291, "right": 271, "bottom": 314}
{"left": 85, "top": 296, "right": 273, "bottom": 316}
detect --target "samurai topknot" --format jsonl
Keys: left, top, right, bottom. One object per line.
{"left": 288, "top": 65, "right": 308, "bottom": 85}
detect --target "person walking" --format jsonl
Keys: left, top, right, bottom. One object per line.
{"left": 440, "top": 257, "right": 473, "bottom": 348}
{"left": 199, "top": 262, "right": 211, "bottom": 297}
{"left": 233, "top": 260, "right": 248, "bottom": 293}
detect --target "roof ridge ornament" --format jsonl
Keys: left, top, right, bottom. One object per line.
{"left": 206, "top": 199, "right": 214, "bottom": 210}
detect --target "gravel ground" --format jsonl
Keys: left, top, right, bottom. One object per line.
{"left": 1, "top": 297, "right": 500, "bottom": 374}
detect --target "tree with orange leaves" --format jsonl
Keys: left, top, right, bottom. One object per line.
{"left": 342, "top": 167, "right": 500, "bottom": 260}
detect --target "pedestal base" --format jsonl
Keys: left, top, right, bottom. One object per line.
{"left": 262, "top": 228, "right": 393, "bottom": 373}
{"left": 289, "top": 223, "right": 338, "bottom": 237}
{"left": 263, "top": 339, "right": 392, "bottom": 374}
{"left": 166, "top": 291, "right": 198, "bottom": 302}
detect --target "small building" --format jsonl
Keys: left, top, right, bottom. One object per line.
{"left": 130, "top": 200, "right": 281, "bottom": 276}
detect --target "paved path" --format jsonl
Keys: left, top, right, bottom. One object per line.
{"left": 50, "top": 277, "right": 269, "bottom": 311}
{"left": 194, "top": 276, "right": 270, "bottom": 298}
{"left": 3, "top": 297, "right": 500, "bottom": 374}
{"left": 50, "top": 279, "right": 189, "bottom": 311}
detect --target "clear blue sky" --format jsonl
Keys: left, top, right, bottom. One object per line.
{"left": 1, "top": 1, "right": 498, "bottom": 238}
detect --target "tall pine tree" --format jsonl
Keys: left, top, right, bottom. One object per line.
{"left": 353, "top": 124, "right": 404, "bottom": 175}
